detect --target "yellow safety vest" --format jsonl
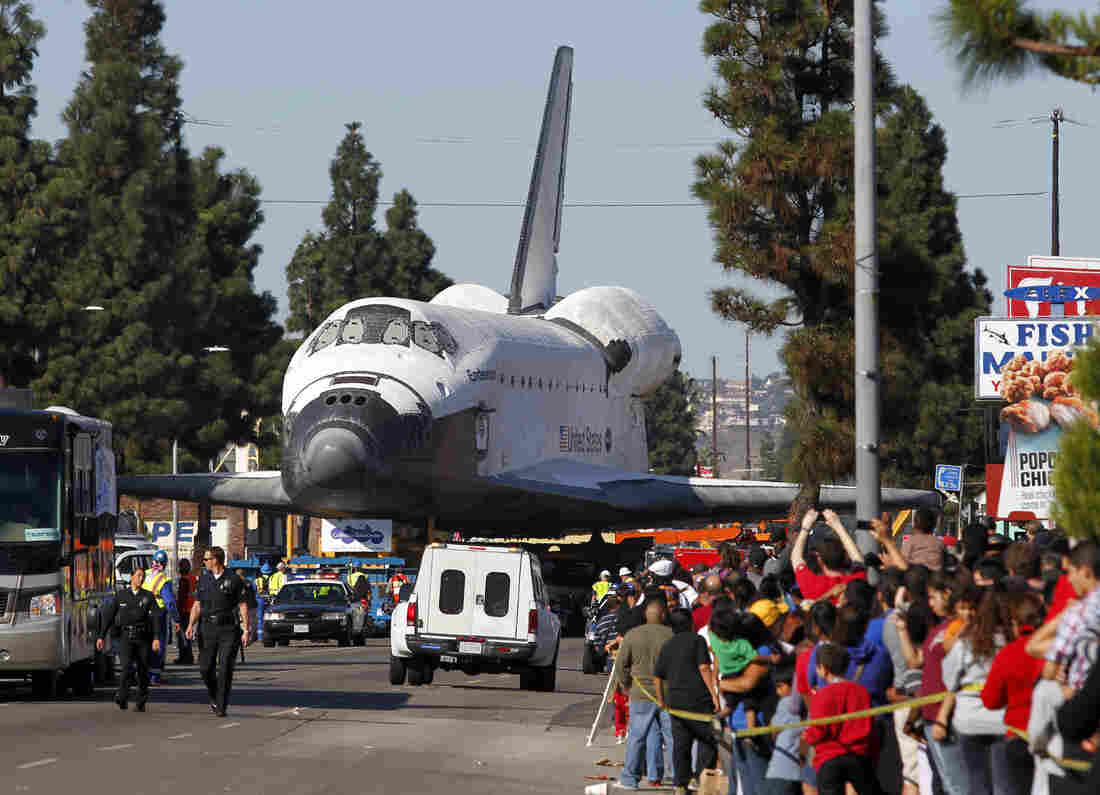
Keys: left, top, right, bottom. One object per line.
{"left": 269, "top": 571, "right": 286, "bottom": 595}
{"left": 348, "top": 571, "right": 366, "bottom": 589}
{"left": 592, "top": 581, "right": 611, "bottom": 601}
{"left": 143, "top": 569, "right": 169, "bottom": 609}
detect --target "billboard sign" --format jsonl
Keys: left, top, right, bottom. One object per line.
{"left": 1007, "top": 256, "right": 1100, "bottom": 318}
{"left": 973, "top": 314, "right": 1099, "bottom": 519}
{"left": 320, "top": 519, "right": 393, "bottom": 554}
{"left": 146, "top": 519, "right": 229, "bottom": 557}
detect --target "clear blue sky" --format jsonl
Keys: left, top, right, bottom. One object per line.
{"left": 30, "top": 1, "right": 1100, "bottom": 382}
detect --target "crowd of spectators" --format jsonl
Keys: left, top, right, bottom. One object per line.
{"left": 591, "top": 510, "right": 1100, "bottom": 795}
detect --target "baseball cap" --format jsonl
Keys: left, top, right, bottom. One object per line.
{"left": 748, "top": 597, "right": 790, "bottom": 628}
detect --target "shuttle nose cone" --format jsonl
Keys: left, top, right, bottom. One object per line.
{"left": 302, "top": 427, "right": 377, "bottom": 491}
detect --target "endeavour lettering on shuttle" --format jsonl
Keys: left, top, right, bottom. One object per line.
{"left": 558, "top": 425, "right": 608, "bottom": 455}
{"left": 466, "top": 369, "right": 496, "bottom": 382}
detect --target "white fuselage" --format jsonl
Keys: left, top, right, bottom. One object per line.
{"left": 282, "top": 296, "right": 650, "bottom": 481}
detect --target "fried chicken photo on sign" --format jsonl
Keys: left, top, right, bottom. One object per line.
{"left": 1042, "top": 370, "right": 1073, "bottom": 400}
{"left": 1000, "top": 400, "right": 1052, "bottom": 434}
{"left": 1050, "top": 396, "right": 1099, "bottom": 430}
{"left": 1002, "top": 369, "right": 1041, "bottom": 403}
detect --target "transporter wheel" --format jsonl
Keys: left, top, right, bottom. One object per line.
{"left": 581, "top": 644, "right": 598, "bottom": 675}
{"left": 30, "top": 670, "right": 58, "bottom": 700}
{"left": 389, "top": 655, "right": 407, "bottom": 686}
{"left": 407, "top": 663, "right": 424, "bottom": 686}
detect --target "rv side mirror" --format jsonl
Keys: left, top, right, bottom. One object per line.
{"left": 398, "top": 583, "right": 413, "bottom": 602}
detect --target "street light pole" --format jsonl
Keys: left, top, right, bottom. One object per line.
{"left": 171, "top": 438, "right": 178, "bottom": 580}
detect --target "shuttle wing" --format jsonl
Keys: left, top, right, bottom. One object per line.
{"left": 117, "top": 471, "right": 293, "bottom": 511}
{"left": 485, "top": 460, "right": 940, "bottom": 528}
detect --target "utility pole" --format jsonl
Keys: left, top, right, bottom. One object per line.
{"left": 744, "top": 332, "right": 750, "bottom": 480}
{"left": 712, "top": 356, "right": 719, "bottom": 479}
{"left": 854, "top": 0, "right": 881, "bottom": 539}
{"left": 1051, "top": 106, "right": 1062, "bottom": 256}
{"left": 171, "top": 438, "right": 179, "bottom": 580}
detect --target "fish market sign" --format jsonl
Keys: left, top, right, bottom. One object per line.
{"left": 974, "top": 317, "right": 1095, "bottom": 401}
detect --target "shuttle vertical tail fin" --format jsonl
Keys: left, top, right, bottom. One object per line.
{"left": 509, "top": 46, "right": 572, "bottom": 315}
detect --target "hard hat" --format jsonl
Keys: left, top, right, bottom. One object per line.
{"left": 618, "top": 566, "right": 632, "bottom": 577}
{"left": 260, "top": 563, "right": 273, "bottom": 575}
{"left": 648, "top": 558, "right": 675, "bottom": 578}
{"left": 599, "top": 569, "right": 611, "bottom": 579}
{"left": 277, "top": 561, "right": 286, "bottom": 570}
{"left": 153, "top": 549, "right": 168, "bottom": 566}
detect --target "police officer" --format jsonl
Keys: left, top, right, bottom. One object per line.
{"left": 268, "top": 561, "right": 287, "bottom": 596}
{"left": 184, "top": 546, "right": 251, "bottom": 717}
{"left": 97, "top": 568, "right": 160, "bottom": 712}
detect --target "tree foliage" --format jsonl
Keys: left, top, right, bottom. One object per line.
{"left": 0, "top": 1, "right": 49, "bottom": 387}
{"left": 644, "top": 369, "right": 699, "bottom": 476}
{"left": 694, "top": 0, "right": 990, "bottom": 513}
{"left": 18, "top": 0, "right": 281, "bottom": 473}
{"left": 1052, "top": 338, "right": 1100, "bottom": 541}
{"left": 286, "top": 123, "right": 450, "bottom": 333}
{"left": 936, "top": 0, "right": 1100, "bottom": 87}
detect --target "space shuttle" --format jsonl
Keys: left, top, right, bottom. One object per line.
{"left": 119, "top": 47, "right": 937, "bottom": 532}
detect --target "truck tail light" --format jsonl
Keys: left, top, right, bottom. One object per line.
{"left": 407, "top": 599, "right": 418, "bottom": 626}
{"left": 528, "top": 608, "right": 538, "bottom": 636}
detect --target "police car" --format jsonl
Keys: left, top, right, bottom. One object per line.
{"left": 262, "top": 578, "right": 358, "bottom": 647}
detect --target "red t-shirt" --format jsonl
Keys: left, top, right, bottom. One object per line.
{"left": 692, "top": 603, "right": 713, "bottom": 632}
{"left": 1047, "top": 574, "right": 1077, "bottom": 620}
{"left": 794, "top": 563, "right": 866, "bottom": 602}
{"left": 981, "top": 631, "right": 1045, "bottom": 736}
{"left": 919, "top": 618, "right": 954, "bottom": 723}
{"left": 795, "top": 647, "right": 814, "bottom": 695}
{"left": 803, "top": 680, "right": 872, "bottom": 770}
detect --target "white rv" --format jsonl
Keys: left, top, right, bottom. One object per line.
{"left": 390, "top": 543, "right": 560, "bottom": 691}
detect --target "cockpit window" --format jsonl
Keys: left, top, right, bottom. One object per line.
{"left": 412, "top": 322, "right": 439, "bottom": 354}
{"left": 322, "top": 304, "right": 458, "bottom": 359}
{"left": 309, "top": 321, "right": 341, "bottom": 354}
{"left": 337, "top": 305, "right": 411, "bottom": 346}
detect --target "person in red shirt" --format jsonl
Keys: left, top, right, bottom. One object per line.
{"left": 980, "top": 592, "right": 1046, "bottom": 795}
{"left": 691, "top": 575, "right": 722, "bottom": 631}
{"left": 791, "top": 508, "right": 867, "bottom": 602}
{"left": 801, "top": 642, "right": 874, "bottom": 795}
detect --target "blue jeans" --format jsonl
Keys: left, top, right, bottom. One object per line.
{"left": 728, "top": 739, "right": 769, "bottom": 795}
{"left": 924, "top": 725, "right": 969, "bottom": 795}
{"left": 620, "top": 699, "right": 674, "bottom": 787}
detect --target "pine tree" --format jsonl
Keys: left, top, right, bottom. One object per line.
{"left": 694, "top": 1, "right": 990, "bottom": 515}
{"left": 28, "top": 0, "right": 281, "bottom": 472}
{"left": 285, "top": 123, "right": 450, "bottom": 333}
{"left": 0, "top": 1, "right": 49, "bottom": 387}
{"left": 644, "top": 370, "right": 698, "bottom": 476}
{"left": 937, "top": 0, "right": 1100, "bottom": 87}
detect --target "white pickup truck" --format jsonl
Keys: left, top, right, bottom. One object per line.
{"left": 390, "top": 543, "right": 561, "bottom": 691}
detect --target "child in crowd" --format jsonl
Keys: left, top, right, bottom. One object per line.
{"left": 709, "top": 608, "right": 780, "bottom": 740}
{"left": 759, "top": 660, "right": 802, "bottom": 795}
{"left": 801, "top": 643, "right": 874, "bottom": 795}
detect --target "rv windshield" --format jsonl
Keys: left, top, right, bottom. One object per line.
{"left": 0, "top": 452, "right": 61, "bottom": 544}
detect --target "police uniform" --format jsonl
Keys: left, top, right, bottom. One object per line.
{"left": 99, "top": 586, "right": 160, "bottom": 710}
{"left": 195, "top": 568, "right": 249, "bottom": 716}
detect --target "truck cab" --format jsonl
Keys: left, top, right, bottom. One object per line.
{"left": 390, "top": 543, "right": 560, "bottom": 691}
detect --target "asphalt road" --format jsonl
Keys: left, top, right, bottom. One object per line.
{"left": 0, "top": 638, "right": 628, "bottom": 795}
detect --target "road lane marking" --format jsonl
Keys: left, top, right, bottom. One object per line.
{"left": 17, "top": 758, "right": 57, "bottom": 769}
{"left": 269, "top": 708, "right": 301, "bottom": 717}
{"left": 219, "top": 722, "right": 241, "bottom": 729}
{"left": 97, "top": 744, "right": 134, "bottom": 751}
{"left": 168, "top": 733, "right": 193, "bottom": 740}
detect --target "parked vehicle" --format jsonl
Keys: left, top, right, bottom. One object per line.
{"left": 262, "top": 579, "right": 358, "bottom": 647}
{"left": 390, "top": 543, "right": 560, "bottom": 691}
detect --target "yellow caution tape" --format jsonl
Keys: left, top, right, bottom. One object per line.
{"left": 630, "top": 678, "right": 1090, "bottom": 773}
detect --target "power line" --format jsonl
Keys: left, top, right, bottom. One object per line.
{"left": 260, "top": 191, "right": 1046, "bottom": 208}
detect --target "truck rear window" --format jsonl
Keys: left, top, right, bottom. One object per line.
{"left": 484, "top": 572, "right": 510, "bottom": 618}
{"left": 439, "top": 570, "right": 465, "bottom": 615}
